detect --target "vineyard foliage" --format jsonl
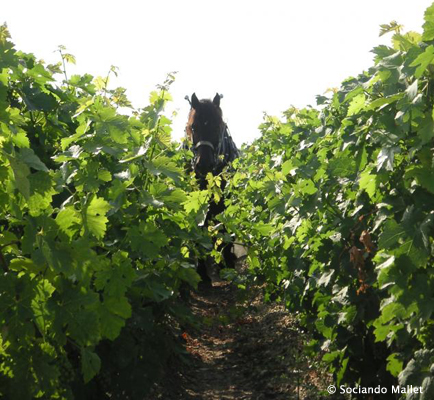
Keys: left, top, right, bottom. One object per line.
{"left": 222, "top": 4, "right": 434, "bottom": 397}
{"left": 3, "top": 3, "right": 434, "bottom": 400}
{"left": 0, "top": 26, "right": 215, "bottom": 399}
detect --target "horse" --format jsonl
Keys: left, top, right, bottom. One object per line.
{"left": 184, "top": 92, "right": 239, "bottom": 283}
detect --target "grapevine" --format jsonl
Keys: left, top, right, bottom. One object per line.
{"left": 221, "top": 4, "right": 434, "bottom": 397}
{"left": 3, "top": 3, "right": 434, "bottom": 399}
{"left": 0, "top": 26, "right": 211, "bottom": 399}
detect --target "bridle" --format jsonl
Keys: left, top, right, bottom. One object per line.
{"left": 184, "top": 94, "right": 239, "bottom": 175}
{"left": 191, "top": 123, "right": 226, "bottom": 173}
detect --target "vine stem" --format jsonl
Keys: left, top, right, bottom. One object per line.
{"left": 143, "top": 88, "right": 166, "bottom": 191}
{"left": 0, "top": 240, "right": 20, "bottom": 250}
{"left": 58, "top": 48, "right": 70, "bottom": 90}
{"left": 0, "top": 249, "right": 9, "bottom": 272}
{"left": 0, "top": 238, "right": 19, "bottom": 273}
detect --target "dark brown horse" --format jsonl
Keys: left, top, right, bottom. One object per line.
{"left": 185, "top": 93, "right": 239, "bottom": 283}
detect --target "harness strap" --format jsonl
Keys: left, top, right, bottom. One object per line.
{"left": 194, "top": 141, "right": 215, "bottom": 151}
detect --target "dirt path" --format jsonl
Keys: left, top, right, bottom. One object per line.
{"left": 147, "top": 260, "right": 333, "bottom": 400}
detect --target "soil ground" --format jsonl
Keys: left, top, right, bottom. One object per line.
{"left": 147, "top": 256, "right": 335, "bottom": 400}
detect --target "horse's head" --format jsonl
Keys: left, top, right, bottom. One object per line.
{"left": 186, "top": 93, "right": 226, "bottom": 177}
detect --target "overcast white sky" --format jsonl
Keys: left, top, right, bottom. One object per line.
{"left": 3, "top": 1, "right": 434, "bottom": 145}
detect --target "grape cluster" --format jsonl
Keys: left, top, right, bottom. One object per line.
{"left": 57, "top": 355, "right": 75, "bottom": 387}
{"left": 96, "top": 369, "right": 112, "bottom": 393}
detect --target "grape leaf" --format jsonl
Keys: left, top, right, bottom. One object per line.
{"left": 81, "top": 348, "right": 101, "bottom": 383}
{"left": 83, "top": 196, "right": 111, "bottom": 239}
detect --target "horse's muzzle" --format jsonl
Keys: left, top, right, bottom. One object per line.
{"left": 194, "top": 147, "right": 215, "bottom": 176}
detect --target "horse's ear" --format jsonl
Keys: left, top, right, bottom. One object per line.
{"left": 191, "top": 93, "right": 200, "bottom": 109}
{"left": 213, "top": 93, "right": 221, "bottom": 107}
